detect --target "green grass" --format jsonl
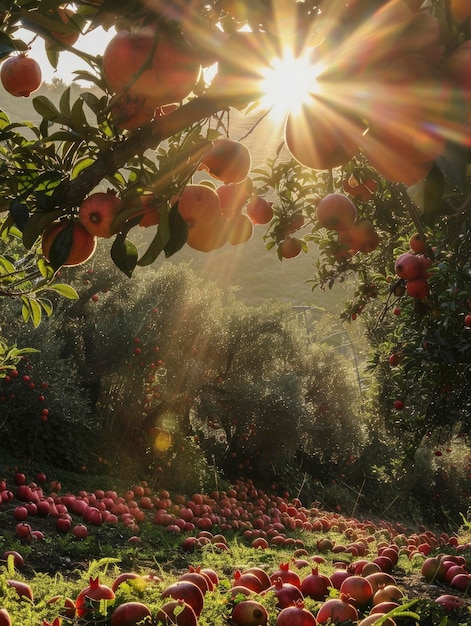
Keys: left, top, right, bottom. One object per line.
{"left": 1, "top": 511, "right": 471, "bottom": 625}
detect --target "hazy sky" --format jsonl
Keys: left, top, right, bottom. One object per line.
{"left": 27, "top": 26, "right": 114, "bottom": 85}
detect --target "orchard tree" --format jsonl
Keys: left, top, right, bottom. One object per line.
{"left": 1, "top": 0, "right": 471, "bottom": 441}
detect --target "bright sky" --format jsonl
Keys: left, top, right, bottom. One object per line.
{"left": 26, "top": 26, "right": 114, "bottom": 85}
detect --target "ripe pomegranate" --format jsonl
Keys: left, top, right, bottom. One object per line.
{"left": 276, "top": 601, "right": 317, "bottom": 626}
{"left": 265, "top": 578, "right": 304, "bottom": 608}
{"left": 435, "top": 594, "right": 465, "bottom": 611}
{"left": 406, "top": 277, "right": 430, "bottom": 299}
{"left": 449, "top": 573, "right": 471, "bottom": 590}
{"left": 7, "top": 579, "right": 33, "bottom": 601}
{"left": 179, "top": 571, "right": 211, "bottom": 595}
{"left": 177, "top": 184, "right": 221, "bottom": 227}
{"left": 102, "top": 28, "right": 199, "bottom": 108}
{"left": 316, "top": 597, "right": 358, "bottom": 624}
{"left": 0, "top": 609, "right": 11, "bottom": 626}
{"left": 409, "top": 233, "right": 427, "bottom": 253}
{"left": 47, "top": 7, "right": 81, "bottom": 48}
{"left": 339, "top": 575, "right": 373, "bottom": 609}
{"left": 199, "top": 567, "right": 219, "bottom": 588}
{"left": 394, "top": 252, "right": 424, "bottom": 280}
{"left": 372, "top": 584, "right": 404, "bottom": 605}
{"left": 279, "top": 237, "right": 303, "bottom": 259}
{"left": 285, "top": 98, "right": 364, "bottom": 171}
{"left": 155, "top": 600, "right": 197, "bottom": 626}
{"left": 75, "top": 577, "right": 115, "bottom": 617}
{"left": 79, "top": 192, "right": 124, "bottom": 238}
{"left": 233, "top": 570, "right": 265, "bottom": 593}
{"left": 370, "top": 601, "right": 400, "bottom": 615}
{"left": 2, "top": 550, "right": 24, "bottom": 569}
{"left": 225, "top": 213, "right": 254, "bottom": 245}
{"left": 444, "top": 564, "right": 468, "bottom": 584}
{"left": 329, "top": 568, "right": 351, "bottom": 590}
{"left": 15, "top": 522, "right": 32, "bottom": 540}
{"left": 110, "top": 601, "right": 152, "bottom": 626}
{"left": 241, "top": 567, "right": 271, "bottom": 591}
{"left": 365, "top": 572, "right": 397, "bottom": 593}
{"left": 42, "top": 219, "right": 97, "bottom": 267}
{"left": 199, "top": 139, "right": 252, "bottom": 184}
{"left": 316, "top": 193, "right": 357, "bottom": 231}
{"left": 246, "top": 196, "right": 273, "bottom": 225}
{"left": 300, "top": 567, "right": 332, "bottom": 600}
{"left": 339, "top": 220, "right": 379, "bottom": 253}
{"left": 1, "top": 54, "right": 42, "bottom": 97}
{"left": 217, "top": 182, "right": 251, "bottom": 216}
{"left": 111, "top": 572, "right": 144, "bottom": 593}
{"left": 161, "top": 581, "right": 204, "bottom": 616}
{"left": 270, "top": 563, "right": 301, "bottom": 588}
{"left": 108, "top": 91, "right": 157, "bottom": 131}
{"left": 231, "top": 600, "right": 268, "bottom": 626}
{"left": 47, "top": 595, "right": 76, "bottom": 619}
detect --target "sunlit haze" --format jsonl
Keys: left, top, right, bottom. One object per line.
{"left": 260, "top": 49, "right": 323, "bottom": 120}
{"left": 24, "top": 26, "right": 113, "bottom": 85}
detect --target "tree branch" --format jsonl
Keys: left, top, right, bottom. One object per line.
{"left": 63, "top": 91, "right": 256, "bottom": 205}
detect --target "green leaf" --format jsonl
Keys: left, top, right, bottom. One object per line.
{"left": 48, "top": 283, "right": 79, "bottom": 299}
{"left": 5, "top": 346, "right": 39, "bottom": 359}
{"left": 421, "top": 164, "right": 446, "bottom": 227}
{"left": 111, "top": 236, "right": 138, "bottom": 278}
{"left": 110, "top": 205, "right": 145, "bottom": 234}
{"left": 47, "top": 220, "right": 73, "bottom": 270}
{"left": 38, "top": 298, "right": 53, "bottom": 317}
{"left": 22, "top": 209, "right": 63, "bottom": 250}
{"left": 9, "top": 198, "right": 29, "bottom": 232}
{"left": 0, "top": 255, "right": 16, "bottom": 274}
{"left": 0, "top": 109, "right": 11, "bottom": 129}
{"left": 436, "top": 142, "right": 468, "bottom": 189}
{"left": 164, "top": 202, "right": 188, "bottom": 258}
{"left": 21, "top": 296, "right": 42, "bottom": 328}
{"left": 38, "top": 258, "right": 55, "bottom": 280}
{"left": 33, "top": 96, "right": 62, "bottom": 122}
{"left": 40, "top": 117, "right": 51, "bottom": 139}
{"left": 137, "top": 230, "right": 166, "bottom": 267}
{"left": 72, "top": 70, "right": 106, "bottom": 89}
{"left": 35, "top": 170, "right": 64, "bottom": 194}
{"left": 45, "top": 130, "right": 83, "bottom": 143}
{"left": 70, "top": 98, "right": 88, "bottom": 135}
{"left": 80, "top": 91, "right": 106, "bottom": 115}
{"left": 45, "top": 45, "right": 60, "bottom": 70}
{"left": 59, "top": 86, "right": 71, "bottom": 117}
{"left": 0, "top": 216, "right": 20, "bottom": 242}
{"left": 0, "top": 32, "right": 18, "bottom": 60}
{"left": 137, "top": 206, "right": 172, "bottom": 267}
{"left": 71, "top": 157, "right": 94, "bottom": 180}
{"left": 21, "top": 7, "right": 79, "bottom": 38}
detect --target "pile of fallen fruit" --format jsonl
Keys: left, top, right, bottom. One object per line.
{"left": 0, "top": 471, "right": 470, "bottom": 625}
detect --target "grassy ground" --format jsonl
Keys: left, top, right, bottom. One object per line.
{"left": 0, "top": 461, "right": 470, "bottom": 625}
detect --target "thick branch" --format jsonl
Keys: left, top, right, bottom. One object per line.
{"left": 64, "top": 92, "right": 255, "bottom": 205}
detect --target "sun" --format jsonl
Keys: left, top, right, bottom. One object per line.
{"left": 260, "top": 48, "right": 322, "bottom": 121}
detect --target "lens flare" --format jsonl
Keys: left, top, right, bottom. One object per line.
{"left": 153, "top": 429, "right": 172, "bottom": 453}
{"left": 260, "top": 49, "right": 322, "bottom": 120}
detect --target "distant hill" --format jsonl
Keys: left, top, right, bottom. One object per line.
{"left": 146, "top": 230, "right": 349, "bottom": 314}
